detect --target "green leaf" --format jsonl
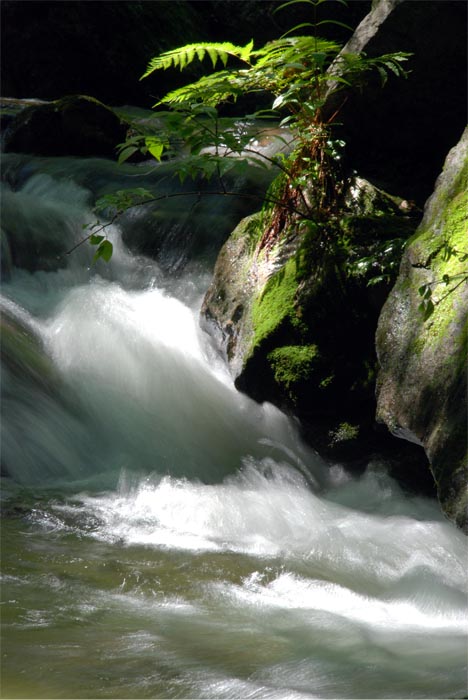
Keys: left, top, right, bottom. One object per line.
{"left": 272, "top": 94, "right": 287, "bottom": 110}
{"left": 89, "top": 234, "right": 105, "bottom": 245}
{"left": 376, "top": 65, "right": 388, "bottom": 86}
{"left": 240, "top": 40, "right": 254, "bottom": 63}
{"left": 193, "top": 47, "right": 203, "bottom": 62}
{"left": 423, "top": 299, "right": 435, "bottom": 320}
{"left": 327, "top": 74, "right": 352, "bottom": 88}
{"left": 317, "top": 19, "right": 353, "bottom": 32}
{"left": 117, "top": 146, "right": 138, "bottom": 165}
{"left": 311, "top": 51, "right": 327, "bottom": 69}
{"left": 145, "top": 137, "right": 165, "bottom": 161}
{"left": 141, "top": 42, "right": 250, "bottom": 78}
{"left": 367, "top": 275, "right": 386, "bottom": 287}
{"left": 280, "top": 22, "right": 315, "bottom": 38}
{"left": 274, "top": 0, "right": 315, "bottom": 13}
{"left": 207, "top": 46, "right": 220, "bottom": 68}
{"left": 93, "top": 240, "right": 113, "bottom": 264}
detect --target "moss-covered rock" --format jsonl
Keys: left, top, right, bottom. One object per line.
{"left": 376, "top": 127, "right": 468, "bottom": 531}
{"left": 201, "top": 177, "right": 419, "bottom": 449}
{"left": 3, "top": 95, "right": 128, "bottom": 158}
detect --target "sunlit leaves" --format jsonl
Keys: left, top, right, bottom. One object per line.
{"left": 103, "top": 2, "right": 415, "bottom": 265}
{"left": 145, "top": 137, "right": 165, "bottom": 161}
{"left": 141, "top": 41, "right": 254, "bottom": 78}
{"left": 92, "top": 239, "right": 113, "bottom": 264}
{"left": 87, "top": 232, "right": 113, "bottom": 265}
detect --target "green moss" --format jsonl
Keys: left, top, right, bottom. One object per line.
{"left": 414, "top": 181, "right": 468, "bottom": 348}
{"left": 328, "top": 422, "right": 360, "bottom": 445}
{"left": 231, "top": 211, "right": 263, "bottom": 252}
{"left": 267, "top": 344, "right": 320, "bottom": 389}
{"left": 266, "top": 343, "right": 323, "bottom": 404}
{"left": 319, "top": 374, "right": 335, "bottom": 388}
{"left": 250, "top": 256, "right": 301, "bottom": 351}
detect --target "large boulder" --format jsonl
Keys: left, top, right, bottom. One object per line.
{"left": 3, "top": 95, "right": 127, "bottom": 158}
{"left": 376, "top": 128, "right": 468, "bottom": 530}
{"left": 201, "top": 178, "right": 420, "bottom": 463}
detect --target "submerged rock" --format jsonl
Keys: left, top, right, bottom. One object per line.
{"left": 376, "top": 128, "right": 468, "bottom": 531}
{"left": 0, "top": 305, "right": 57, "bottom": 396}
{"left": 0, "top": 176, "right": 91, "bottom": 273}
{"left": 3, "top": 95, "right": 127, "bottom": 158}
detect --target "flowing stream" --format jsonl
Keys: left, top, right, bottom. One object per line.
{"left": 1, "top": 154, "right": 467, "bottom": 699}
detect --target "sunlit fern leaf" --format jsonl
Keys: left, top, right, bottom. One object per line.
{"left": 157, "top": 71, "right": 249, "bottom": 107}
{"left": 252, "top": 36, "right": 340, "bottom": 77}
{"left": 141, "top": 41, "right": 254, "bottom": 78}
{"left": 240, "top": 39, "right": 255, "bottom": 62}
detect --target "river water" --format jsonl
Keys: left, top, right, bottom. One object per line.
{"left": 1, "top": 155, "right": 467, "bottom": 699}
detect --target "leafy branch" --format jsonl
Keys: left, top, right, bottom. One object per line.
{"left": 64, "top": 182, "right": 319, "bottom": 260}
{"left": 141, "top": 40, "right": 254, "bottom": 76}
{"left": 85, "top": 0, "right": 411, "bottom": 264}
{"left": 134, "top": 2, "right": 410, "bottom": 236}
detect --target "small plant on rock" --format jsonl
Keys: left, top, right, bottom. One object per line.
{"left": 132, "top": 0, "right": 410, "bottom": 248}
{"left": 73, "top": 0, "right": 410, "bottom": 262}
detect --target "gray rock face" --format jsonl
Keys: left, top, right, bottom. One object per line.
{"left": 376, "top": 128, "right": 468, "bottom": 531}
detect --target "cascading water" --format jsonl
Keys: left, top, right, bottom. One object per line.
{"left": 1, "top": 153, "right": 467, "bottom": 700}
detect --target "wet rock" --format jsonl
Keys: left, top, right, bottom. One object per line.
{"left": 376, "top": 127, "right": 468, "bottom": 531}
{"left": 0, "top": 305, "right": 58, "bottom": 396}
{"left": 201, "top": 178, "right": 417, "bottom": 438}
{"left": 3, "top": 95, "right": 127, "bottom": 158}
{"left": 0, "top": 176, "right": 91, "bottom": 273}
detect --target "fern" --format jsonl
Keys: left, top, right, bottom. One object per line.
{"left": 157, "top": 71, "right": 248, "bottom": 107}
{"left": 142, "top": 40, "right": 254, "bottom": 77}
{"left": 252, "top": 36, "right": 339, "bottom": 69}
{"left": 78, "top": 0, "right": 414, "bottom": 264}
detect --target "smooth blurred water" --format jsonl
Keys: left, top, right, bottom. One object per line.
{"left": 1, "top": 161, "right": 467, "bottom": 699}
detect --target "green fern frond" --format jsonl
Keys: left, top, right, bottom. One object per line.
{"left": 253, "top": 36, "right": 340, "bottom": 69}
{"left": 157, "top": 71, "right": 247, "bottom": 107}
{"left": 141, "top": 41, "right": 254, "bottom": 78}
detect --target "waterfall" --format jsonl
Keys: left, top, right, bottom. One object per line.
{"left": 1, "top": 153, "right": 467, "bottom": 700}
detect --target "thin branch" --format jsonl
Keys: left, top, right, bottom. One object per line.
{"left": 62, "top": 219, "right": 117, "bottom": 257}
{"left": 434, "top": 275, "right": 468, "bottom": 305}
{"left": 63, "top": 187, "right": 313, "bottom": 258}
